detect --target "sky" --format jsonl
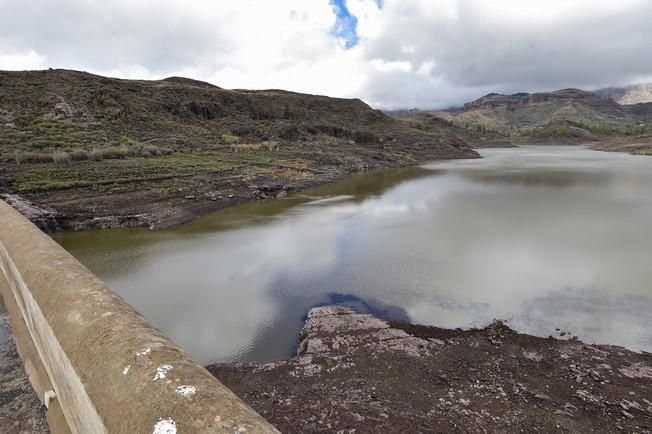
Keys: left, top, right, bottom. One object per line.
{"left": 1, "top": 0, "right": 652, "bottom": 109}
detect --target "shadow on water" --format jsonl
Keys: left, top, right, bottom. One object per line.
{"left": 227, "top": 293, "right": 410, "bottom": 364}
{"left": 304, "top": 293, "right": 410, "bottom": 323}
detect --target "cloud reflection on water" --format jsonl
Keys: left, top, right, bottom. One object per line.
{"left": 57, "top": 146, "right": 652, "bottom": 363}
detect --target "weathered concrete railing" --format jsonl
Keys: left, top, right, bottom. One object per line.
{"left": 0, "top": 200, "right": 279, "bottom": 433}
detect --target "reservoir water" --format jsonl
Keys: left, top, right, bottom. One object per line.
{"left": 54, "top": 146, "right": 652, "bottom": 364}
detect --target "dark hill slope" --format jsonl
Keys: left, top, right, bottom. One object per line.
{"left": 0, "top": 69, "right": 475, "bottom": 231}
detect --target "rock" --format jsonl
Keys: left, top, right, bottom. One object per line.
{"left": 554, "top": 410, "right": 573, "bottom": 417}
{"left": 534, "top": 393, "right": 552, "bottom": 402}
{"left": 522, "top": 351, "right": 543, "bottom": 362}
{"left": 259, "top": 182, "right": 284, "bottom": 192}
{"left": 619, "top": 362, "right": 652, "bottom": 379}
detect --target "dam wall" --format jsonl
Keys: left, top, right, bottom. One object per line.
{"left": 0, "top": 200, "right": 278, "bottom": 433}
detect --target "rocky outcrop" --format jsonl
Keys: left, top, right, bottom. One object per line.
{"left": 209, "top": 305, "right": 652, "bottom": 433}
{"left": 0, "top": 194, "right": 63, "bottom": 232}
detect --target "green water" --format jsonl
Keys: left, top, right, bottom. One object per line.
{"left": 54, "top": 146, "right": 652, "bottom": 364}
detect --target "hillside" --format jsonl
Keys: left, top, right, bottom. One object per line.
{"left": 393, "top": 88, "right": 652, "bottom": 148}
{"left": 595, "top": 83, "right": 652, "bottom": 105}
{"left": 0, "top": 69, "right": 476, "bottom": 231}
{"left": 439, "top": 89, "right": 643, "bottom": 130}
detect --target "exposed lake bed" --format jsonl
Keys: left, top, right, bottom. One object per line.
{"left": 208, "top": 305, "right": 652, "bottom": 433}
{"left": 53, "top": 146, "right": 652, "bottom": 365}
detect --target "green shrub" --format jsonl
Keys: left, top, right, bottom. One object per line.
{"left": 221, "top": 134, "right": 240, "bottom": 144}
{"left": 89, "top": 147, "right": 129, "bottom": 161}
{"left": 119, "top": 135, "right": 138, "bottom": 145}
{"left": 625, "top": 125, "right": 646, "bottom": 137}
{"left": 87, "top": 144, "right": 171, "bottom": 161}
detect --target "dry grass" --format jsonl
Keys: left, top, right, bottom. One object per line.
{"left": 52, "top": 151, "right": 72, "bottom": 165}
{"left": 230, "top": 141, "right": 280, "bottom": 152}
{"left": 221, "top": 134, "right": 240, "bottom": 144}
{"left": 15, "top": 145, "right": 172, "bottom": 164}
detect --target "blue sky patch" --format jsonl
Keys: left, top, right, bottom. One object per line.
{"left": 330, "top": 0, "right": 359, "bottom": 49}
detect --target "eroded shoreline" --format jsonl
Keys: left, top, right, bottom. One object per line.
{"left": 1, "top": 150, "right": 477, "bottom": 234}
{"left": 3, "top": 139, "right": 650, "bottom": 235}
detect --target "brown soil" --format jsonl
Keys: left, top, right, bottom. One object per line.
{"left": 591, "top": 135, "right": 652, "bottom": 156}
{"left": 208, "top": 305, "right": 652, "bottom": 433}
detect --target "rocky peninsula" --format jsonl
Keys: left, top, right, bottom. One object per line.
{"left": 209, "top": 305, "right": 652, "bottom": 433}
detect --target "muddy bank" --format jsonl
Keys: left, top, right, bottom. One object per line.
{"left": 208, "top": 305, "right": 652, "bottom": 433}
{"left": 590, "top": 135, "right": 652, "bottom": 156}
{"left": 0, "top": 299, "right": 49, "bottom": 433}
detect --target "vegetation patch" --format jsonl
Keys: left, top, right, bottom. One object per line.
{"left": 15, "top": 154, "right": 240, "bottom": 193}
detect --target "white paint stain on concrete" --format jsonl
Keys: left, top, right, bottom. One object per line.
{"left": 123, "top": 365, "right": 131, "bottom": 376}
{"left": 176, "top": 385, "right": 197, "bottom": 397}
{"left": 152, "top": 418, "right": 176, "bottom": 434}
{"left": 154, "top": 364, "right": 173, "bottom": 381}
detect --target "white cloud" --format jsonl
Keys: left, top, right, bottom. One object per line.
{"left": 358, "top": 0, "right": 652, "bottom": 108}
{"left": 0, "top": 49, "right": 47, "bottom": 70}
{"left": 1, "top": 0, "right": 651, "bottom": 109}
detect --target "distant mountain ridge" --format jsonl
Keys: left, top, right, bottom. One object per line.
{"left": 452, "top": 88, "right": 641, "bottom": 129}
{"left": 594, "top": 83, "right": 652, "bottom": 105}
{"left": 391, "top": 86, "right": 652, "bottom": 151}
{"left": 394, "top": 87, "right": 652, "bottom": 132}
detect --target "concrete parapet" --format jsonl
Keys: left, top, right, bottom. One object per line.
{"left": 0, "top": 200, "right": 279, "bottom": 433}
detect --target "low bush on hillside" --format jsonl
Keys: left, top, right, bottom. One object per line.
{"left": 221, "top": 134, "right": 240, "bottom": 144}
{"left": 52, "top": 151, "right": 72, "bottom": 165}
{"left": 89, "top": 147, "right": 128, "bottom": 160}
{"left": 230, "top": 141, "right": 280, "bottom": 152}
{"left": 15, "top": 144, "right": 172, "bottom": 164}
{"left": 70, "top": 150, "right": 90, "bottom": 161}
{"left": 625, "top": 125, "right": 647, "bottom": 137}
{"left": 15, "top": 152, "right": 54, "bottom": 164}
